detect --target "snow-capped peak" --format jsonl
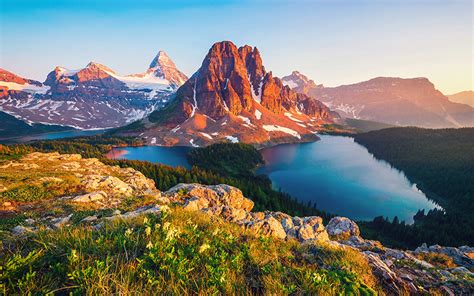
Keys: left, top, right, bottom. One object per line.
{"left": 282, "top": 71, "right": 318, "bottom": 90}
{"left": 146, "top": 50, "right": 188, "bottom": 87}
{"left": 149, "top": 50, "right": 175, "bottom": 70}
{"left": 85, "top": 61, "right": 116, "bottom": 74}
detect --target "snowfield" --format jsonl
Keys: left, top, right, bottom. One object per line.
{"left": 0, "top": 81, "right": 50, "bottom": 94}
{"left": 263, "top": 125, "right": 301, "bottom": 139}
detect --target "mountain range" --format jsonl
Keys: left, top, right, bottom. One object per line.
{"left": 116, "top": 41, "right": 339, "bottom": 147}
{"left": 282, "top": 72, "right": 474, "bottom": 128}
{"left": 0, "top": 51, "right": 187, "bottom": 129}
{"left": 1, "top": 42, "right": 473, "bottom": 143}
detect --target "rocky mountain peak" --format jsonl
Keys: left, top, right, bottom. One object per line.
{"left": 137, "top": 41, "right": 337, "bottom": 147}
{"left": 147, "top": 50, "right": 188, "bottom": 86}
{"left": 282, "top": 70, "right": 318, "bottom": 91}
{"left": 149, "top": 50, "right": 174, "bottom": 69}
{"left": 84, "top": 61, "right": 116, "bottom": 74}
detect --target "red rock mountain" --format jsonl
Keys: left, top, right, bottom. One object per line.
{"left": 282, "top": 73, "right": 474, "bottom": 128}
{"left": 121, "top": 41, "right": 338, "bottom": 147}
{"left": 0, "top": 52, "right": 187, "bottom": 129}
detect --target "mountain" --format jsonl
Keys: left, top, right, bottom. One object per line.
{"left": 0, "top": 110, "right": 73, "bottom": 139}
{"left": 447, "top": 91, "right": 473, "bottom": 107}
{"left": 282, "top": 71, "right": 321, "bottom": 94}
{"left": 119, "top": 41, "right": 339, "bottom": 147}
{"left": 0, "top": 52, "right": 187, "bottom": 129}
{"left": 142, "top": 50, "right": 188, "bottom": 87}
{"left": 282, "top": 72, "right": 474, "bottom": 128}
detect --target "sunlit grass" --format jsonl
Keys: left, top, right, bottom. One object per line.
{"left": 1, "top": 207, "right": 379, "bottom": 295}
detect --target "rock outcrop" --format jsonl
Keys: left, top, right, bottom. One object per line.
{"left": 164, "top": 183, "right": 330, "bottom": 243}
{"left": 3, "top": 152, "right": 160, "bottom": 207}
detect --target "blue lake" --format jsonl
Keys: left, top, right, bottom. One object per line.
{"left": 106, "top": 135, "right": 438, "bottom": 222}
{"left": 107, "top": 146, "right": 192, "bottom": 168}
{"left": 258, "top": 135, "right": 439, "bottom": 222}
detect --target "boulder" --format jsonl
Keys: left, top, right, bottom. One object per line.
{"left": 326, "top": 216, "right": 360, "bottom": 240}
{"left": 83, "top": 175, "right": 133, "bottom": 195}
{"left": 245, "top": 216, "right": 287, "bottom": 240}
{"left": 81, "top": 215, "right": 98, "bottom": 222}
{"left": 72, "top": 191, "right": 107, "bottom": 203}
{"left": 107, "top": 205, "right": 168, "bottom": 221}
{"left": 166, "top": 183, "right": 254, "bottom": 211}
{"left": 51, "top": 214, "right": 73, "bottom": 229}
{"left": 183, "top": 196, "right": 210, "bottom": 211}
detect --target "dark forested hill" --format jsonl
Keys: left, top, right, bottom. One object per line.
{"left": 0, "top": 111, "right": 73, "bottom": 139}
{"left": 355, "top": 127, "right": 474, "bottom": 247}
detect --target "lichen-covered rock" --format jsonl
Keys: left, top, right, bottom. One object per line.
{"left": 415, "top": 243, "right": 474, "bottom": 270}
{"left": 83, "top": 175, "right": 133, "bottom": 195}
{"left": 166, "top": 183, "right": 254, "bottom": 211}
{"left": 51, "top": 214, "right": 73, "bottom": 229}
{"left": 72, "top": 191, "right": 108, "bottom": 203}
{"left": 106, "top": 204, "right": 168, "bottom": 221}
{"left": 244, "top": 216, "right": 287, "bottom": 240}
{"left": 326, "top": 216, "right": 360, "bottom": 239}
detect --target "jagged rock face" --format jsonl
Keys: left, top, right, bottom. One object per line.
{"left": 174, "top": 41, "right": 333, "bottom": 121}
{"left": 283, "top": 72, "right": 474, "bottom": 128}
{"left": 0, "top": 53, "right": 187, "bottom": 129}
{"left": 132, "top": 41, "right": 337, "bottom": 147}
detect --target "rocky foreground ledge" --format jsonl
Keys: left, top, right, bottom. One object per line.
{"left": 1, "top": 152, "right": 473, "bottom": 294}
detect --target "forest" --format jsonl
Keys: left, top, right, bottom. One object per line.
{"left": 355, "top": 127, "right": 474, "bottom": 248}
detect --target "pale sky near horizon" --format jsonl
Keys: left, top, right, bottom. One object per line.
{"left": 1, "top": 0, "right": 472, "bottom": 94}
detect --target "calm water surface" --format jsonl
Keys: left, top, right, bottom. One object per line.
{"left": 258, "top": 135, "right": 439, "bottom": 222}
{"left": 107, "top": 146, "right": 192, "bottom": 169}
{"left": 100, "top": 135, "right": 438, "bottom": 222}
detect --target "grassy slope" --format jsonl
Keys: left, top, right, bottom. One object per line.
{"left": 0, "top": 208, "right": 378, "bottom": 295}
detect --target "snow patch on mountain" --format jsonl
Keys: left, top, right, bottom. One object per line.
{"left": 0, "top": 81, "right": 50, "bottom": 94}
{"left": 225, "top": 135, "right": 239, "bottom": 143}
{"left": 263, "top": 125, "right": 301, "bottom": 139}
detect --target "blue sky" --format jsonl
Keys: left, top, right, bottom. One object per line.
{"left": 1, "top": 0, "right": 472, "bottom": 94}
